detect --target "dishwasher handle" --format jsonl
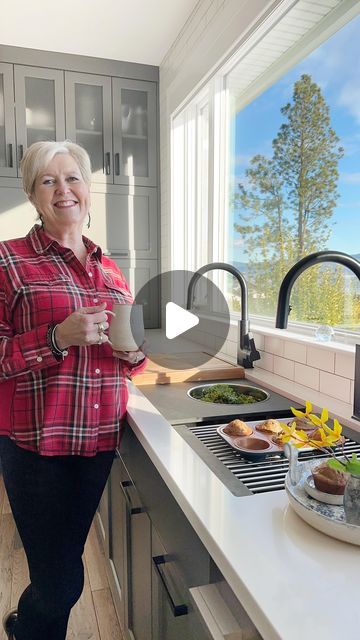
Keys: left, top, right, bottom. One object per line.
{"left": 153, "top": 555, "right": 188, "bottom": 617}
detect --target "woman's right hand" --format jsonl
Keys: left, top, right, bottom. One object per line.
{"left": 54, "top": 302, "right": 111, "bottom": 349}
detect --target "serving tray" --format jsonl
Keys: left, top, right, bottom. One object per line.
{"left": 285, "top": 459, "right": 360, "bottom": 546}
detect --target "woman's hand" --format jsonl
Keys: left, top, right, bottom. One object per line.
{"left": 55, "top": 302, "right": 112, "bottom": 349}
{"left": 112, "top": 339, "right": 148, "bottom": 364}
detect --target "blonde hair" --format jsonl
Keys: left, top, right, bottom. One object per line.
{"left": 21, "top": 140, "right": 92, "bottom": 196}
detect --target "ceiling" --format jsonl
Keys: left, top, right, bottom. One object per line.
{"left": 0, "top": 0, "right": 199, "bottom": 66}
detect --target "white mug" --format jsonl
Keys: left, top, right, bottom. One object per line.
{"left": 109, "top": 304, "right": 144, "bottom": 352}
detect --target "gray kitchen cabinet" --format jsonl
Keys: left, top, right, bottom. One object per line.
{"left": 104, "top": 186, "right": 158, "bottom": 260}
{"left": 107, "top": 452, "right": 152, "bottom": 640}
{"left": 65, "top": 71, "right": 113, "bottom": 184}
{"left": 112, "top": 78, "right": 157, "bottom": 187}
{"left": 65, "top": 72, "right": 157, "bottom": 187}
{"left": 0, "top": 63, "right": 17, "bottom": 177}
{"left": 96, "top": 483, "right": 110, "bottom": 556}
{"left": 0, "top": 63, "right": 65, "bottom": 176}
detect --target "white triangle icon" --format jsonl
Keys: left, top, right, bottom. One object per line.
{"left": 166, "top": 302, "right": 199, "bottom": 339}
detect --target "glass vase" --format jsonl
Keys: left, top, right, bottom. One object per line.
{"left": 344, "top": 474, "right": 360, "bottom": 525}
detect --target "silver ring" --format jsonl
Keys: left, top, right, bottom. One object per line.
{"left": 97, "top": 332, "right": 104, "bottom": 345}
{"left": 97, "top": 322, "right": 106, "bottom": 333}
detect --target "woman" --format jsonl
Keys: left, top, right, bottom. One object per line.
{"left": 0, "top": 140, "right": 147, "bottom": 640}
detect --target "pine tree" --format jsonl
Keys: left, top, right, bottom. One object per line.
{"left": 233, "top": 74, "right": 344, "bottom": 323}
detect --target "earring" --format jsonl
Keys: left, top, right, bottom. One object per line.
{"left": 87, "top": 212, "right": 91, "bottom": 229}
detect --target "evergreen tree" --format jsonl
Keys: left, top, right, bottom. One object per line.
{"left": 234, "top": 74, "right": 344, "bottom": 322}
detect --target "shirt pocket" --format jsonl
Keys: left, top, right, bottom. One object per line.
{"left": 102, "top": 280, "right": 133, "bottom": 309}
{"left": 15, "top": 274, "right": 74, "bottom": 330}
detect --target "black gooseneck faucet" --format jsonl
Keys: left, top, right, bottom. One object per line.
{"left": 275, "top": 250, "right": 360, "bottom": 421}
{"left": 186, "top": 262, "right": 260, "bottom": 368}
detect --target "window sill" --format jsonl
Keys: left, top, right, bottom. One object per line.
{"left": 250, "top": 323, "right": 356, "bottom": 355}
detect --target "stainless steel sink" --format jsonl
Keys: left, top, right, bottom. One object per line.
{"left": 187, "top": 383, "right": 269, "bottom": 405}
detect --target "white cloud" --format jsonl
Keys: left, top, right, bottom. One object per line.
{"left": 340, "top": 172, "right": 360, "bottom": 185}
{"left": 338, "top": 83, "right": 360, "bottom": 124}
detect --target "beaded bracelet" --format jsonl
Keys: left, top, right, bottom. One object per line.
{"left": 46, "top": 324, "right": 69, "bottom": 361}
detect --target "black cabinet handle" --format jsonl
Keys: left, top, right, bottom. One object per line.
{"left": 153, "top": 555, "right": 188, "bottom": 617}
{"left": 105, "top": 151, "right": 111, "bottom": 175}
{"left": 7, "top": 143, "right": 14, "bottom": 168}
{"left": 114, "top": 152, "right": 120, "bottom": 176}
{"left": 120, "top": 480, "right": 144, "bottom": 515}
{"left": 18, "top": 144, "right": 24, "bottom": 165}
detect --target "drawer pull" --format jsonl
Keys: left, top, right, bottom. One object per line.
{"left": 120, "top": 480, "right": 144, "bottom": 515}
{"left": 153, "top": 555, "right": 188, "bottom": 617}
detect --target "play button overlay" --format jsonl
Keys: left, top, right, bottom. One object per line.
{"left": 134, "top": 269, "right": 231, "bottom": 369}
{"left": 165, "top": 302, "right": 199, "bottom": 339}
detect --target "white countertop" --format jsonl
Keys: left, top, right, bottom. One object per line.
{"left": 126, "top": 381, "right": 360, "bottom": 640}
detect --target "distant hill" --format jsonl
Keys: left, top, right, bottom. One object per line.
{"left": 232, "top": 253, "right": 360, "bottom": 273}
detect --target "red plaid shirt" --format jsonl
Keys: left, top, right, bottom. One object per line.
{"left": 0, "top": 225, "right": 146, "bottom": 456}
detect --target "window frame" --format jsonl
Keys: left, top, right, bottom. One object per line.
{"left": 170, "top": 0, "right": 360, "bottom": 345}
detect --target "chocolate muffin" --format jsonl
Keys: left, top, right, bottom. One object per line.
{"left": 312, "top": 461, "right": 349, "bottom": 495}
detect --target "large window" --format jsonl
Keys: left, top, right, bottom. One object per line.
{"left": 172, "top": 0, "right": 360, "bottom": 340}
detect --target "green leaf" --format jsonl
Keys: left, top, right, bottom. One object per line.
{"left": 327, "top": 459, "right": 347, "bottom": 472}
{"left": 346, "top": 461, "right": 360, "bottom": 475}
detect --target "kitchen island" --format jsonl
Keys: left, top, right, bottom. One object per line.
{"left": 124, "top": 380, "right": 359, "bottom": 640}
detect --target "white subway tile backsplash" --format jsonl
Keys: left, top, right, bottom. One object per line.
{"left": 319, "top": 371, "right": 351, "bottom": 403}
{"left": 252, "top": 332, "right": 265, "bottom": 350}
{"left": 256, "top": 351, "right": 274, "bottom": 372}
{"left": 306, "top": 346, "right": 335, "bottom": 373}
{"left": 335, "top": 352, "right": 355, "bottom": 379}
{"left": 284, "top": 341, "right": 307, "bottom": 363}
{"left": 273, "top": 356, "right": 294, "bottom": 381}
{"left": 294, "top": 363, "right": 320, "bottom": 390}
{"left": 264, "top": 336, "right": 284, "bottom": 356}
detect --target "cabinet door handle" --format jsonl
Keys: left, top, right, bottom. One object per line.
{"left": 7, "top": 143, "right": 14, "bottom": 168}
{"left": 114, "top": 152, "right": 120, "bottom": 176}
{"left": 120, "top": 480, "right": 144, "bottom": 515}
{"left": 18, "top": 144, "right": 24, "bottom": 165}
{"left": 105, "top": 151, "right": 111, "bottom": 175}
{"left": 153, "top": 555, "right": 188, "bottom": 617}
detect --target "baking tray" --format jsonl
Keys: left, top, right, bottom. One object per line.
{"left": 217, "top": 417, "right": 333, "bottom": 460}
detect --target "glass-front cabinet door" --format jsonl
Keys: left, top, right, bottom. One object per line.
{"left": 0, "top": 63, "right": 17, "bottom": 177}
{"left": 112, "top": 79, "right": 157, "bottom": 186}
{"left": 14, "top": 66, "right": 65, "bottom": 171}
{"left": 65, "top": 72, "right": 112, "bottom": 184}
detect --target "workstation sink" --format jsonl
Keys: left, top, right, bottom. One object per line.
{"left": 138, "top": 378, "right": 360, "bottom": 497}
{"left": 139, "top": 378, "right": 302, "bottom": 426}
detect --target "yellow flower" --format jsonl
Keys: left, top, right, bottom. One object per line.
{"left": 290, "top": 400, "right": 318, "bottom": 424}
{"left": 279, "top": 402, "right": 343, "bottom": 451}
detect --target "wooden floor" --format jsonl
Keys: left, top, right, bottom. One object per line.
{"left": 0, "top": 476, "right": 124, "bottom": 640}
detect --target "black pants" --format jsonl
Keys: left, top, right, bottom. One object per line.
{"left": 0, "top": 437, "right": 115, "bottom": 640}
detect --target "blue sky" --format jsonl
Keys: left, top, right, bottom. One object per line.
{"left": 232, "top": 12, "right": 360, "bottom": 260}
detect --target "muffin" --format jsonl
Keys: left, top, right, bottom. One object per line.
{"left": 256, "top": 419, "right": 283, "bottom": 435}
{"left": 223, "top": 419, "right": 253, "bottom": 437}
{"left": 312, "top": 461, "right": 349, "bottom": 495}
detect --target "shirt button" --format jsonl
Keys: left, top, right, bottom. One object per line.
{"left": 36, "top": 356, "right": 43, "bottom": 362}
{"left": 95, "top": 368, "right": 101, "bottom": 374}
{"left": 94, "top": 403, "right": 99, "bottom": 409}
{"left": 88, "top": 272, "right": 93, "bottom": 277}
{"left": 93, "top": 298, "right": 99, "bottom": 303}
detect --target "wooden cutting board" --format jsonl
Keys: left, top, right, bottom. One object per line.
{"left": 133, "top": 352, "right": 245, "bottom": 385}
